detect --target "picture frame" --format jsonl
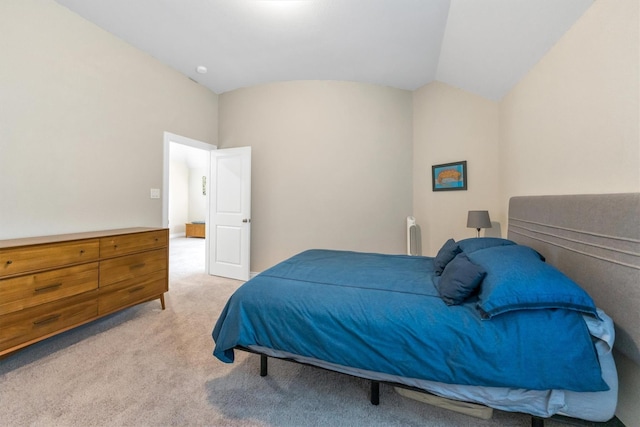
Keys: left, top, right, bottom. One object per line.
{"left": 432, "top": 161, "right": 467, "bottom": 191}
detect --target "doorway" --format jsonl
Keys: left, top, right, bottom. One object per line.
{"left": 162, "top": 132, "right": 216, "bottom": 274}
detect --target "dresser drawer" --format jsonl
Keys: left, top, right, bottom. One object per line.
{"left": 0, "top": 240, "right": 99, "bottom": 278}
{"left": 0, "top": 292, "right": 98, "bottom": 352}
{"left": 100, "top": 230, "right": 167, "bottom": 258}
{"left": 99, "top": 249, "right": 167, "bottom": 288}
{"left": 98, "top": 272, "right": 167, "bottom": 314}
{"left": 0, "top": 262, "right": 98, "bottom": 316}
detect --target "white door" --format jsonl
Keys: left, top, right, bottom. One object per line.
{"left": 209, "top": 147, "right": 251, "bottom": 281}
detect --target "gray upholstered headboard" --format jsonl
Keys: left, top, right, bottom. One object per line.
{"left": 508, "top": 193, "right": 640, "bottom": 366}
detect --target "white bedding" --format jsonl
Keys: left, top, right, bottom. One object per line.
{"left": 248, "top": 308, "right": 617, "bottom": 422}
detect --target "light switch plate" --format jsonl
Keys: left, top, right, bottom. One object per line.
{"left": 150, "top": 188, "right": 161, "bottom": 199}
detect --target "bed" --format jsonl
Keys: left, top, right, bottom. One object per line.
{"left": 212, "top": 193, "right": 640, "bottom": 426}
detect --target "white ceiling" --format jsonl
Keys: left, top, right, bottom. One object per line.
{"left": 54, "top": 0, "right": 594, "bottom": 101}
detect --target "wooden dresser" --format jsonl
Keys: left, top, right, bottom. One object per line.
{"left": 0, "top": 228, "right": 168, "bottom": 357}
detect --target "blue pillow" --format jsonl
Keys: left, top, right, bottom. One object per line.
{"left": 433, "top": 238, "right": 461, "bottom": 275}
{"left": 467, "top": 245, "right": 597, "bottom": 318}
{"left": 436, "top": 253, "right": 486, "bottom": 305}
{"left": 457, "top": 237, "right": 516, "bottom": 254}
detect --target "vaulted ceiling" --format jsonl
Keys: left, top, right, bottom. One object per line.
{"left": 54, "top": 0, "right": 593, "bottom": 101}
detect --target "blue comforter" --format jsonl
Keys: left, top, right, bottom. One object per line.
{"left": 212, "top": 249, "right": 607, "bottom": 392}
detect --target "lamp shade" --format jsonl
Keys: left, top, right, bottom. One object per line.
{"left": 467, "top": 210, "right": 492, "bottom": 229}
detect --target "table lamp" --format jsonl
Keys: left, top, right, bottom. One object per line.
{"left": 467, "top": 210, "right": 492, "bottom": 237}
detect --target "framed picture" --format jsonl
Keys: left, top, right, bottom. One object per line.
{"left": 432, "top": 161, "right": 467, "bottom": 191}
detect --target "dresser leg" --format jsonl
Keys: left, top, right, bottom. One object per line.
{"left": 160, "top": 294, "right": 166, "bottom": 310}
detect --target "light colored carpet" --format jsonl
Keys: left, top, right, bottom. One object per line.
{"left": 1, "top": 237, "right": 552, "bottom": 426}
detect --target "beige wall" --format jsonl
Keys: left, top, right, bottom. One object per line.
{"left": 0, "top": 0, "right": 218, "bottom": 239}
{"left": 169, "top": 160, "right": 189, "bottom": 237}
{"left": 498, "top": 1, "right": 639, "bottom": 425}
{"left": 413, "top": 82, "right": 500, "bottom": 256}
{"left": 219, "top": 81, "right": 413, "bottom": 271}
{"left": 188, "top": 168, "right": 208, "bottom": 223}
{"left": 500, "top": 0, "right": 639, "bottom": 201}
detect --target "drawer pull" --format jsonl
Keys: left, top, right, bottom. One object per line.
{"left": 130, "top": 263, "right": 146, "bottom": 270}
{"left": 34, "top": 283, "right": 62, "bottom": 293}
{"left": 129, "top": 286, "right": 144, "bottom": 293}
{"left": 80, "top": 249, "right": 85, "bottom": 254}
{"left": 33, "top": 314, "right": 61, "bottom": 326}
{"left": 5, "top": 260, "right": 12, "bottom": 265}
